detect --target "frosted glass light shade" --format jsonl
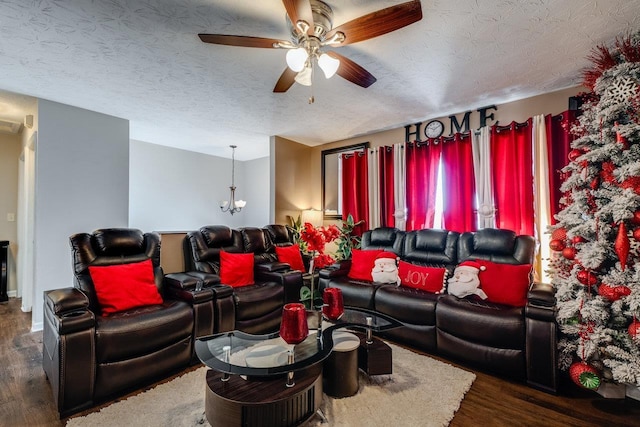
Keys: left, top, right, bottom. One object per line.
{"left": 234, "top": 200, "right": 247, "bottom": 208}
{"left": 294, "top": 66, "right": 313, "bottom": 86}
{"left": 286, "top": 47, "right": 308, "bottom": 72}
{"left": 318, "top": 53, "right": 340, "bottom": 79}
{"left": 301, "top": 209, "right": 323, "bottom": 227}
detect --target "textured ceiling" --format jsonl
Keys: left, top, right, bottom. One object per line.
{"left": 1, "top": 0, "right": 639, "bottom": 160}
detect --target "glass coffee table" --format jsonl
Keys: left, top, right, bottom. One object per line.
{"left": 195, "top": 307, "right": 400, "bottom": 427}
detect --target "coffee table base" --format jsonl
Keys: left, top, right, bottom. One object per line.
{"left": 205, "top": 366, "right": 322, "bottom": 427}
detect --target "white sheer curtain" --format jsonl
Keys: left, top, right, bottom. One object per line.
{"left": 471, "top": 126, "right": 495, "bottom": 228}
{"left": 393, "top": 142, "right": 407, "bottom": 230}
{"left": 533, "top": 114, "right": 552, "bottom": 284}
{"left": 367, "top": 148, "right": 381, "bottom": 229}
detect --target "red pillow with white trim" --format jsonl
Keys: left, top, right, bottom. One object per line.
{"left": 476, "top": 260, "right": 532, "bottom": 307}
{"left": 398, "top": 261, "right": 446, "bottom": 293}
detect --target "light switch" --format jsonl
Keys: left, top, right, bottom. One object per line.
{"left": 7, "top": 213, "right": 15, "bottom": 222}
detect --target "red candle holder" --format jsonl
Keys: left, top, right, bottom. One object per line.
{"left": 280, "top": 303, "right": 309, "bottom": 345}
{"left": 323, "top": 287, "right": 344, "bottom": 320}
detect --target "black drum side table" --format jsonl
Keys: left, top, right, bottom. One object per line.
{"left": 0, "top": 241, "right": 9, "bottom": 302}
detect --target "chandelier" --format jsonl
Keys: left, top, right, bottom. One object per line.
{"left": 220, "top": 145, "right": 246, "bottom": 215}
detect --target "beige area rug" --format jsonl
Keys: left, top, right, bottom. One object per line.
{"left": 66, "top": 343, "right": 475, "bottom": 427}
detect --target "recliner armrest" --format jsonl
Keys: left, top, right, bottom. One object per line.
{"left": 45, "top": 288, "right": 89, "bottom": 315}
{"left": 319, "top": 260, "right": 351, "bottom": 279}
{"left": 526, "top": 282, "right": 556, "bottom": 322}
{"left": 44, "top": 288, "right": 95, "bottom": 334}
{"left": 256, "top": 261, "right": 290, "bottom": 272}
{"left": 164, "top": 272, "right": 231, "bottom": 303}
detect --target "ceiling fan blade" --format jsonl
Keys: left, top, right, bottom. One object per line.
{"left": 274, "top": 68, "right": 297, "bottom": 93}
{"left": 198, "top": 34, "right": 284, "bottom": 48}
{"left": 325, "top": 0, "right": 422, "bottom": 46}
{"left": 282, "top": 0, "right": 315, "bottom": 36}
{"left": 327, "top": 51, "right": 376, "bottom": 88}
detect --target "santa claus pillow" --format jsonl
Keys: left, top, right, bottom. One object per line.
{"left": 371, "top": 251, "right": 400, "bottom": 284}
{"left": 447, "top": 260, "right": 488, "bottom": 299}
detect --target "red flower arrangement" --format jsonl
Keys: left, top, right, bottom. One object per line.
{"left": 299, "top": 222, "right": 340, "bottom": 270}
{"left": 298, "top": 222, "right": 341, "bottom": 309}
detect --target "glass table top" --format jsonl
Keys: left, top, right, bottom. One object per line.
{"left": 195, "top": 307, "right": 401, "bottom": 377}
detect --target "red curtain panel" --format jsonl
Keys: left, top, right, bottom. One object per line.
{"left": 341, "top": 151, "right": 369, "bottom": 236}
{"left": 546, "top": 110, "right": 576, "bottom": 224}
{"left": 406, "top": 140, "right": 442, "bottom": 230}
{"left": 441, "top": 133, "right": 477, "bottom": 232}
{"left": 378, "top": 146, "right": 395, "bottom": 227}
{"left": 491, "top": 120, "right": 534, "bottom": 236}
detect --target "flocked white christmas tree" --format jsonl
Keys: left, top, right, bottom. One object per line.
{"left": 550, "top": 32, "right": 640, "bottom": 391}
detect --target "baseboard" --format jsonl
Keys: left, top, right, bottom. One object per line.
{"left": 8, "top": 290, "right": 17, "bottom": 298}
{"left": 31, "top": 321, "right": 43, "bottom": 332}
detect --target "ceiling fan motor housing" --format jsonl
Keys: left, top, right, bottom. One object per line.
{"left": 287, "top": 0, "right": 334, "bottom": 43}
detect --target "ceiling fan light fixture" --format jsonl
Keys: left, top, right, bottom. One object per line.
{"left": 286, "top": 47, "right": 309, "bottom": 72}
{"left": 294, "top": 66, "right": 313, "bottom": 86}
{"left": 318, "top": 53, "right": 340, "bottom": 79}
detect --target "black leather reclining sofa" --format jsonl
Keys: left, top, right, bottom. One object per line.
{"left": 319, "top": 226, "right": 557, "bottom": 394}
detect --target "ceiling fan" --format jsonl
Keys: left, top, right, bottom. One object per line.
{"left": 198, "top": 0, "right": 423, "bottom": 97}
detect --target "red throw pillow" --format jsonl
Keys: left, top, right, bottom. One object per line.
{"left": 88, "top": 259, "right": 163, "bottom": 315}
{"left": 398, "top": 261, "right": 446, "bottom": 293}
{"left": 348, "top": 249, "right": 382, "bottom": 282}
{"left": 275, "top": 244, "right": 305, "bottom": 273}
{"left": 477, "top": 260, "right": 532, "bottom": 307}
{"left": 220, "top": 251, "right": 255, "bottom": 287}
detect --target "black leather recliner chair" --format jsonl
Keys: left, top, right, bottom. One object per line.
{"left": 375, "top": 229, "right": 460, "bottom": 351}
{"left": 435, "top": 228, "right": 549, "bottom": 387}
{"left": 43, "top": 228, "right": 229, "bottom": 417}
{"left": 184, "top": 225, "right": 303, "bottom": 334}
{"left": 318, "top": 227, "right": 405, "bottom": 310}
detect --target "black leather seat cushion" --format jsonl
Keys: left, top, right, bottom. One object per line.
{"left": 95, "top": 299, "right": 193, "bottom": 363}
{"left": 436, "top": 295, "right": 525, "bottom": 349}
{"left": 233, "top": 282, "right": 284, "bottom": 320}
{"left": 375, "top": 285, "right": 438, "bottom": 326}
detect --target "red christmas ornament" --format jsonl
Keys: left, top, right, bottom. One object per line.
{"left": 629, "top": 321, "right": 640, "bottom": 340}
{"left": 615, "top": 222, "right": 630, "bottom": 271}
{"left": 568, "top": 149, "right": 584, "bottom": 162}
{"left": 572, "top": 236, "right": 587, "bottom": 244}
{"left": 551, "top": 227, "right": 567, "bottom": 241}
{"left": 631, "top": 211, "right": 640, "bottom": 225}
{"left": 633, "top": 228, "right": 640, "bottom": 241}
{"left": 562, "top": 247, "right": 577, "bottom": 260}
{"left": 577, "top": 270, "right": 598, "bottom": 286}
{"left": 598, "top": 284, "right": 630, "bottom": 302}
{"left": 621, "top": 176, "right": 640, "bottom": 194}
{"left": 569, "top": 361, "right": 601, "bottom": 390}
{"left": 615, "top": 122, "right": 630, "bottom": 149}
{"left": 600, "top": 162, "right": 617, "bottom": 184}
{"left": 549, "top": 239, "right": 566, "bottom": 252}
{"left": 598, "top": 285, "right": 618, "bottom": 301}
{"left": 615, "top": 286, "right": 631, "bottom": 298}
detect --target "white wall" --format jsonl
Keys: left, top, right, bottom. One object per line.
{"left": 129, "top": 140, "right": 269, "bottom": 231}
{"left": 241, "top": 156, "right": 270, "bottom": 227}
{"left": 33, "top": 99, "right": 129, "bottom": 330}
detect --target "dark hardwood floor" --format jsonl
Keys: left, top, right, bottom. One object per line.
{"left": 1, "top": 297, "right": 639, "bottom": 426}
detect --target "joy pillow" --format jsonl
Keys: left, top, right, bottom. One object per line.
{"left": 398, "top": 261, "right": 446, "bottom": 293}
